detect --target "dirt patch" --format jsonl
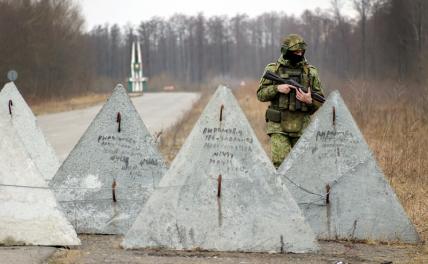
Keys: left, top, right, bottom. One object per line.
{"left": 46, "top": 235, "right": 426, "bottom": 264}
{"left": 0, "top": 246, "right": 56, "bottom": 264}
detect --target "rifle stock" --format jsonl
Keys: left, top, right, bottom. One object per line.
{"left": 263, "top": 71, "right": 325, "bottom": 103}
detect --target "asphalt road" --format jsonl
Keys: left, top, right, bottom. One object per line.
{"left": 37, "top": 92, "right": 200, "bottom": 162}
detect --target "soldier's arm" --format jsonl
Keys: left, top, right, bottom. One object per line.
{"left": 257, "top": 64, "right": 279, "bottom": 102}
{"left": 308, "top": 66, "right": 325, "bottom": 111}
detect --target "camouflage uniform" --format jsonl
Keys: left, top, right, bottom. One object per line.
{"left": 257, "top": 34, "right": 324, "bottom": 168}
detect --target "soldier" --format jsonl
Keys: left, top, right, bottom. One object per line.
{"left": 257, "top": 34, "right": 324, "bottom": 168}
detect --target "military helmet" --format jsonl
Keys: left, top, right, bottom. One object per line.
{"left": 281, "top": 34, "right": 306, "bottom": 54}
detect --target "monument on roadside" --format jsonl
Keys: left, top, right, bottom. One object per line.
{"left": 0, "top": 82, "right": 60, "bottom": 182}
{"left": 0, "top": 108, "right": 79, "bottom": 246}
{"left": 122, "top": 86, "right": 318, "bottom": 253}
{"left": 49, "top": 84, "right": 167, "bottom": 234}
{"left": 277, "top": 91, "right": 420, "bottom": 243}
{"left": 127, "top": 41, "right": 148, "bottom": 93}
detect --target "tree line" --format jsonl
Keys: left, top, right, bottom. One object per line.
{"left": 0, "top": 0, "right": 427, "bottom": 99}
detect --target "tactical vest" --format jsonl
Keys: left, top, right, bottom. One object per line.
{"left": 271, "top": 63, "right": 312, "bottom": 112}
{"left": 265, "top": 62, "right": 313, "bottom": 133}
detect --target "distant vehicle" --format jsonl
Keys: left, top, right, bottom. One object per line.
{"left": 163, "top": 85, "right": 175, "bottom": 91}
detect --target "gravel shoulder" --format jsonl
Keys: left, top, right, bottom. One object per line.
{"left": 45, "top": 235, "right": 426, "bottom": 264}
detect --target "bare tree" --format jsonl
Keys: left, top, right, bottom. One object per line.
{"left": 354, "top": 0, "right": 373, "bottom": 78}
{"left": 2, "top": 0, "right": 428, "bottom": 99}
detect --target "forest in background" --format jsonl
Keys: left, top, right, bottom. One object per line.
{"left": 0, "top": 0, "right": 428, "bottom": 99}
{"left": 0, "top": 0, "right": 427, "bottom": 246}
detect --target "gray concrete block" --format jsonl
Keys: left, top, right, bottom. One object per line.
{"left": 277, "top": 91, "right": 420, "bottom": 243}
{"left": 0, "top": 108, "right": 80, "bottom": 246}
{"left": 0, "top": 82, "right": 60, "bottom": 182}
{"left": 122, "top": 86, "right": 318, "bottom": 253}
{"left": 49, "top": 84, "right": 167, "bottom": 234}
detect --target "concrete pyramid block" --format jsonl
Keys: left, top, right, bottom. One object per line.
{"left": 277, "top": 91, "right": 420, "bottom": 243}
{"left": 0, "top": 108, "right": 80, "bottom": 246}
{"left": 122, "top": 86, "right": 318, "bottom": 253}
{"left": 49, "top": 84, "right": 167, "bottom": 234}
{"left": 0, "top": 82, "right": 60, "bottom": 182}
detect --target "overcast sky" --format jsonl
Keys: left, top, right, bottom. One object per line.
{"left": 77, "top": 0, "right": 357, "bottom": 31}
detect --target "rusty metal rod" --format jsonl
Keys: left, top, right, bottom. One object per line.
{"left": 326, "top": 184, "right": 331, "bottom": 204}
{"left": 112, "top": 180, "right": 117, "bottom": 202}
{"left": 332, "top": 106, "right": 336, "bottom": 126}
{"left": 217, "top": 175, "right": 222, "bottom": 198}
{"left": 8, "top": 100, "right": 13, "bottom": 115}
{"left": 116, "top": 112, "right": 121, "bottom": 132}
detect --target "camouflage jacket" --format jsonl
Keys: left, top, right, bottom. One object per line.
{"left": 257, "top": 56, "right": 324, "bottom": 136}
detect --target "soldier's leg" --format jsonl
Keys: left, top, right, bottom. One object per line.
{"left": 270, "top": 133, "right": 292, "bottom": 168}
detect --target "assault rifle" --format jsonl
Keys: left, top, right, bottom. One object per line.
{"left": 263, "top": 70, "right": 325, "bottom": 103}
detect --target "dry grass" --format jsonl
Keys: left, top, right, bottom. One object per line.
{"left": 159, "top": 79, "right": 427, "bottom": 245}
{"left": 159, "top": 90, "right": 211, "bottom": 163}
{"left": 340, "top": 80, "right": 428, "bottom": 243}
{"left": 29, "top": 93, "right": 110, "bottom": 115}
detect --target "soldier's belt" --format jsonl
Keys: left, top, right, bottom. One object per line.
{"left": 266, "top": 108, "right": 305, "bottom": 133}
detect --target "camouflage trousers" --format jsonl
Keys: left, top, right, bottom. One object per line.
{"left": 270, "top": 133, "right": 299, "bottom": 168}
